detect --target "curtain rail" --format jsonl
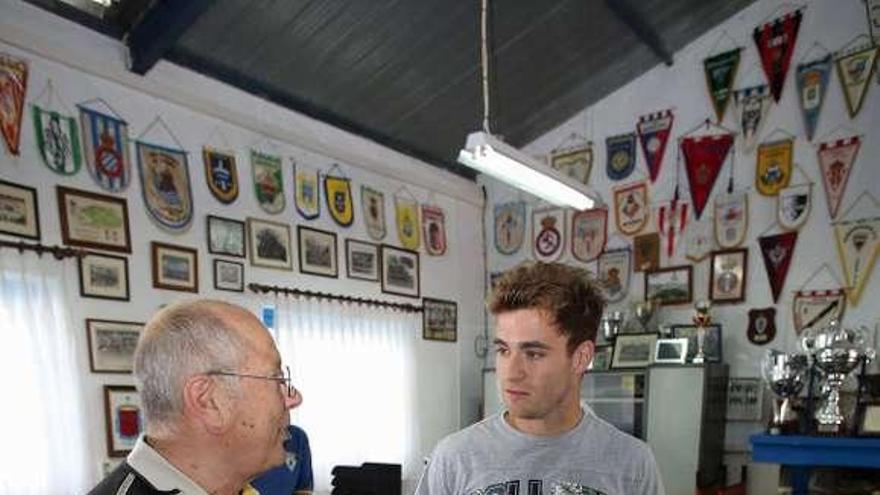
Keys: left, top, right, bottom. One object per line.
{"left": 247, "top": 282, "right": 423, "bottom": 313}
{"left": 0, "top": 239, "right": 84, "bottom": 260}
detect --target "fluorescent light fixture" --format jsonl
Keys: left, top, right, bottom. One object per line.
{"left": 458, "top": 131, "right": 596, "bottom": 210}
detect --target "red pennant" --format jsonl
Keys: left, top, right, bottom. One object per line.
{"left": 637, "top": 110, "right": 674, "bottom": 182}
{"left": 682, "top": 134, "right": 733, "bottom": 220}
{"left": 657, "top": 196, "right": 688, "bottom": 258}
{"left": 759, "top": 231, "right": 798, "bottom": 303}
{"left": 753, "top": 10, "right": 803, "bottom": 102}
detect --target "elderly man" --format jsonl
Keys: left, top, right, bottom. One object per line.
{"left": 89, "top": 299, "right": 300, "bottom": 495}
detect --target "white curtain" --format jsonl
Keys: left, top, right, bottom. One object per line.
{"left": 0, "top": 250, "right": 90, "bottom": 494}
{"left": 274, "top": 297, "right": 420, "bottom": 494}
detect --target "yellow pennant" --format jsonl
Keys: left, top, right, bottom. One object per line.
{"left": 324, "top": 175, "right": 353, "bottom": 227}
{"left": 395, "top": 197, "right": 420, "bottom": 250}
{"left": 755, "top": 138, "right": 793, "bottom": 196}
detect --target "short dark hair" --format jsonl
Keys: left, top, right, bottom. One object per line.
{"left": 488, "top": 262, "right": 605, "bottom": 354}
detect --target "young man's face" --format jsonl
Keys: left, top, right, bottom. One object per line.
{"left": 494, "top": 308, "right": 592, "bottom": 424}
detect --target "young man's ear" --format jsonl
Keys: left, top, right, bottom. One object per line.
{"left": 572, "top": 340, "right": 595, "bottom": 374}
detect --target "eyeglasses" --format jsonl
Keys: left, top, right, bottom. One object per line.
{"left": 206, "top": 365, "right": 298, "bottom": 399}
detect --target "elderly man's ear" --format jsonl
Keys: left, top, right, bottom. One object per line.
{"left": 182, "top": 375, "right": 234, "bottom": 434}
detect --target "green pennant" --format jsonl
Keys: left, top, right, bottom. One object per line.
{"left": 704, "top": 48, "right": 741, "bottom": 122}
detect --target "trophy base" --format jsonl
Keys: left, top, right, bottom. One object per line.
{"left": 815, "top": 421, "right": 847, "bottom": 436}
{"left": 767, "top": 420, "right": 799, "bottom": 435}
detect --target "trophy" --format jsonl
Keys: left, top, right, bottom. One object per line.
{"left": 692, "top": 300, "right": 712, "bottom": 364}
{"left": 632, "top": 300, "right": 657, "bottom": 334}
{"left": 600, "top": 311, "right": 625, "bottom": 343}
{"left": 761, "top": 350, "right": 809, "bottom": 435}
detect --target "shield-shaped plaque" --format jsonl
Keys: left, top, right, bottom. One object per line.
{"left": 325, "top": 174, "right": 353, "bottom": 227}
{"left": 32, "top": 105, "right": 81, "bottom": 175}
{"left": 362, "top": 185, "right": 386, "bottom": 241}
{"left": 494, "top": 201, "right": 526, "bottom": 255}
{"left": 550, "top": 144, "right": 592, "bottom": 184}
{"left": 422, "top": 205, "right": 447, "bottom": 256}
{"left": 79, "top": 105, "right": 132, "bottom": 192}
{"left": 598, "top": 247, "right": 632, "bottom": 303}
{"left": 294, "top": 162, "right": 320, "bottom": 220}
{"left": 203, "top": 147, "right": 238, "bottom": 204}
{"left": 251, "top": 150, "right": 284, "bottom": 214}
{"left": 756, "top": 138, "right": 794, "bottom": 196}
{"left": 714, "top": 192, "right": 748, "bottom": 249}
{"left": 747, "top": 307, "right": 777, "bottom": 345}
{"left": 833, "top": 216, "right": 880, "bottom": 306}
{"left": 395, "top": 197, "right": 420, "bottom": 250}
{"left": 686, "top": 216, "right": 715, "bottom": 262}
{"left": 532, "top": 207, "right": 565, "bottom": 262}
{"left": 777, "top": 182, "right": 811, "bottom": 231}
{"left": 606, "top": 133, "right": 636, "bottom": 181}
{"left": 571, "top": 207, "right": 607, "bottom": 263}
{"left": 136, "top": 141, "right": 193, "bottom": 231}
{"left": 613, "top": 181, "right": 649, "bottom": 236}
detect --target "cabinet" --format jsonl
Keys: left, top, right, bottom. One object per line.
{"left": 581, "top": 370, "right": 647, "bottom": 439}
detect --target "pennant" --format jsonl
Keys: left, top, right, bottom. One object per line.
{"left": 550, "top": 144, "right": 592, "bottom": 184}
{"left": 871, "top": 0, "right": 880, "bottom": 45}
{"left": 293, "top": 162, "right": 320, "bottom": 220}
{"left": 362, "top": 185, "right": 386, "bottom": 241}
{"left": 817, "top": 136, "right": 860, "bottom": 219}
{"left": 598, "top": 247, "right": 632, "bottom": 303}
{"left": 202, "top": 147, "right": 238, "bottom": 204}
{"left": 494, "top": 200, "right": 526, "bottom": 255}
{"left": 753, "top": 10, "right": 803, "bottom": 102}
{"left": 395, "top": 197, "right": 420, "bottom": 250}
{"left": 795, "top": 55, "right": 832, "bottom": 141}
{"left": 777, "top": 182, "right": 811, "bottom": 231}
{"left": 0, "top": 53, "right": 27, "bottom": 156}
{"left": 833, "top": 216, "right": 880, "bottom": 306}
{"left": 422, "top": 205, "right": 447, "bottom": 256}
{"left": 571, "top": 207, "right": 608, "bottom": 263}
{"left": 747, "top": 307, "right": 777, "bottom": 346}
{"left": 703, "top": 48, "right": 741, "bottom": 122}
{"left": 835, "top": 44, "right": 878, "bottom": 118}
{"left": 251, "top": 150, "right": 284, "bottom": 214}
{"left": 613, "top": 181, "right": 650, "bottom": 235}
{"left": 733, "top": 85, "right": 772, "bottom": 152}
{"left": 636, "top": 110, "right": 674, "bottom": 182}
{"left": 793, "top": 289, "right": 846, "bottom": 335}
{"left": 32, "top": 104, "right": 81, "bottom": 175}
{"left": 136, "top": 141, "right": 193, "bottom": 231}
{"left": 759, "top": 231, "right": 798, "bottom": 303}
{"left": 657, "top": 196, "right": 688, "bottom": 258}
{"left": 325, "top": 175, "right": 353, "bottom": 227}
{"left": 633, "top": 232, "right": 660, "bottom": 272}
{"left": 682, "top": 133, "right": 733, "bottom": 219}
{"left": 755, "top": 138, "right": 793, "bottom": 196}
{"left": 714, "top": 191, "right": 748, "bottom": 248}
{"left": 532, "top": 207, "right": 565, "bottom": 262}
{"left": 686, "top": 216, "right": 715, "bottom": 262}
{"left": 605, "top": 133, "right": 636, "bottom": 181}
{"left": 79, "top": 106, "right": 132, "bottom": 192}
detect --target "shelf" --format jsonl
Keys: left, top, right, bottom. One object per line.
{"left": 585, "top": 398, "right": 644, "bottom": 404}
{"left": 750, "top": 434, "right": 880, "bottom": 468}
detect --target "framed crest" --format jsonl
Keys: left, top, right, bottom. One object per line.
{"left": 645, "top": 265, "right": 693, "bottom": 306}
{"left": 298, "top": 226, "right": 338, "bottom": 278}
{"left": 0, "top": 180, "right": 40, "bottom": 240}
{"left": 247, "top": 217, "right": 292, "bottom": 270}
{"left": 202, "top": 147, "right": 238, "bottom": 204}
{"left": 423, "top": 297, "right": 457, "bottom": 342}
{"left": 345, "top": 239, "right": 379, "bottom": 281}
{"left": 709, "top": 248, "right": 747, "bottom": 304}
{"left": 207, "top": 215, "right": 246, "bottom": 258}
{"left": 380, "top": 245, "right": 420, "bottom": 298}
{"left": 103, "top": 385, "right": 143, "bottom": 457}
{"left": 151, "top": 242, "right": 198, "bottom": 293}
{"left": 79, "top": 252, "right": 129, "bottom": 301}
{"left": 87, "top": 319, "right": 143, "bottom": 373}
{"left": 57, "top": 186, "right": 131, "bottom": 253}
{"left": 213, "top": 259, "right": 244, "bottom": 292}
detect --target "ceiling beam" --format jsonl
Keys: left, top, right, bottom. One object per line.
{"left": 604, "top": 0, "right": 674, "bottom": 66}
{"left": 125, "top": 0, "right": 213, "bottom": 75}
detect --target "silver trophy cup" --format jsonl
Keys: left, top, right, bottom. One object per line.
{"left": 761, "top": 350, "right": 809, "bottom": 435}
{"left": 632, "top": 300, "right": 656, "bottom": 334}
{"left": 600, "top": 311, "right": 625, "bottom": 343}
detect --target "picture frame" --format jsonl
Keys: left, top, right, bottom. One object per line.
{"left": 857, "top": 400, "right": 880, "bottom": 437}
{"left": 0, "top": 179, "right": 40, "bottom": 240}
{"left": 57, "top": 185, "right": 131, "bottom": 253}
{"left": 670, "top": 324, "right": 723, "bottom": 363}
{"left": 207, "top": 215, "right": 246, "bottom": 258}
{"left": 423, "top": 297, "right": 457, "bottom": 342}
{"left": 213, "top": 259, "right": 244, "bottom": 292}
{"left": 633, "top": 232, "right": 660, "bottom": 272}
{"left": 710, "top": 248, "right": 748, "bottom": 304}
{"left": 654, "top": 338, "right": 689, "bottom": 364}
{"left": 103, "top": 385, "right": 143, "bottom": 457}
{"left": 611, "top": 333, "right": 658, "bottom": 369}
{"left": 78, "top": 252, "right": 130, "bottom": 301}
{"left": 590, "top": 344, "right": 614, "bottom": 371}
{"left": 298, "top": 226, "right": 338, "bottom": 278}
{"left": 86, "top": 319, "right": 143, "bottom": 373}
{"left": 727, "top": 377, "right": 764, "bottom": 421}
{"left": 151, "top": 242, "right": 198, "bottom": 292}
{"left": 644, "top": 265, "right": 693, "bottom": 305}
{"left": 380, "top": 245, "right": 420, "bottom": 298}
{"left": 247, "top": 217, "right": 292, "bottom": 270}
{"left": 345, "top": 239, "right": 379, "bottom": 281}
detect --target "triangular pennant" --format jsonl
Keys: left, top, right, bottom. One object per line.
{"left": 682, "top": 133, "right": 733, "bottom": 219}
{"left": 0, "top": 53, "right": 28, "bottom": 156}
{"left": 597, "top": 247, "right": 632, "bottom": 303}
{"left": 532, "top": 207, "right": 565, "bottom": 262}
{"left": 870, "top": 0, "right": 880, "bottom": 46}
{"left": 79, "top": 106, "right": 132, "bottom": 192}
{"left": 753, "top": 10, "right": 803, "bottom": 102}
{"left": 251, "top": 149, "right": 285, "bottom": 214}
{"left": 551, "top": 143, "right": 593, "bottom": 184}
{"left": 704, "top": 48, "right": 741, "bottom": 122}
{"left": 422, "top": 205, "right": 447, "bottom": 256}
{"left": 613, "top": 181, "right": 650, "bottom": 235}
{"left": 777, "top": 182, "right": 811, "bottom": 231}
{"left": 835, "top": 44, "right": 879, "bottom": 118}
{"left": 571, "top": 207, "right": 608, "bottom": 263}
{"left": 747, "top": 307, "right": 777, "bottom": 345}
{"left": 395, "top": 196, "right": 419, "bottom": 249}
{"left": 202, "top": 147, "right": 238, "bottom": 204}
{"left": 714, "top": 191, "right": 749, "bottom": 248}
{"left": 325, "top": 175, "right": 353, "bottom": 227}
{"left": 755, "top": 138, "right": 794, "bottom": 196}
{"left": 32, "top": 104, "right": 81, "bottom": 175}
{"left": 362, "top": 185, "right": 386, "bottom": 241}
{"left": 656, "top": 197, "right": 689, "bottom": 258}
{"left": 817, "top": 136, "right": 860, "bottom": 219}
{"left": 606, "top": 133, "right": 637, "bottom": 181}
{"left": 294, "top": 162, "right": 320, "bottom": 220}
{"left": 733, "top": 85, "right": 772, "bottom": 152}
{"left": 494, "top": 200, "right": 526, "bottom": 255}
{"left": 759, "top": 231, "right": 798, "bottom": 303}
{"left": 636, "top": 110, "right": 674, "bottom": 183}
{"left": 792, "top": 289, "right": 846, "bottom": 335}
{"left": 833, "top": 216, "right": 880, "bottom": 306}
{"left": 136, "top": 141, "right": 194, "bottom": 231}
{"left": 686, "top": 216, "right": 715, "bottom": 262}
{"left": 795, "top": 55, "right": 832, "bottom": 141}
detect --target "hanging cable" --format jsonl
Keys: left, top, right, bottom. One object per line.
{"left": 481, "top": 0, "right": 491, "bottom": 133}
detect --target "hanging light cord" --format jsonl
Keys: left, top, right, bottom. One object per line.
{"left": 481, "top": 0, "right": 491, "bottom": 133}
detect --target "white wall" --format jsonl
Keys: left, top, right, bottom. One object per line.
{"left": 0, "top": 0, "right": 485, "bottom": 489}
{"left": 482, "top": 0, "right": 879, "bottom": 485}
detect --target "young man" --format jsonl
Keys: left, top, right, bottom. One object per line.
{"left": 415, "top": 262, "right": 665, "bottom": 495}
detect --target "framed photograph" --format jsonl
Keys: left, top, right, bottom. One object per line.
{"left": 858, "top": 401, "right": 880, "bottom": 437}
{"left": 710, "top": 248, "right": 747, "bottom": 303}
{"left": 381, "top": 245, "right": 420, "bottom": 298}
{"left": 79, "top": 252, "right": 130, "bottom": 301}
{"left": 727, "top": 377, "right": 764, "bottom": 421}
{"left": 213, "top": 259, "right": 244, "bottom": 292}
{"left": 346, "top": 239, "right": 379, "bottom": 281}
{"left": 633, "top": 232, "right": 660, "bottom": 272}
{"left": 103, "top": 385, "right": 143, "bottom": 457}
{"left": 611, "top": 333, "right": 658, "bottom": 369}
{"left": 247, "top": 217, "right": 292, "bottom": 270}
{"left": 423, "top": 297, "right": 457, "bottom": 342}
{"left": 645, "top": 265, "right": 693, "bottom": 305}
{"left": 86, "top": 319, "right": 143, "bottom": 373}
{"left": 670, "top": 324, "right": 723, "bottom": 363}
{"left": 298, "top": 226, "right": 338, "bottom": 278}
{"left": 654, "top": 338, "right": 689, "bottom": 364}
{"left": 207, "top": 215, "right": 245, "bottom": 258}
{"left": 0, "top": 179, "right": 40, "bottom": 240}
{"left": 590, "top": 344, "right": 614, "bottom": 371}
{"left": 151, "top": 242, "right": 198, "bottom": 292}
{"left": 57, "top": 186, "right": 131, "bottom": 253}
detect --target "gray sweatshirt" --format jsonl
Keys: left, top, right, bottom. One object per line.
{"left": 414, "top": 406, "right": 665, "bottom": 495}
